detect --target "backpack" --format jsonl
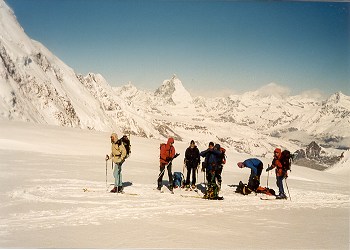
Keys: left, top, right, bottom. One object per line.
{"left": 120, "top": 135, "right": 131, "bottom": 156}
{"left": 235, "top": 181, "right": 252, "bottom": 195}
{"left": 218, "top": 147, "right": 226, "bottom": 165}
{"left": 280, "top": 150, "right": 292, "bottom": 171}
{"left": 160, "top": 143, "right": 176, "bottom": 163}
{"left": 173, "top": 172, "right": 184, "bottom": 188}
{"left": 256, "top": 186, "right": 276, "bottom": 196}
{"left": 204, "top": 181, "right": 220, "bottom": 199}
{"left": 160, "top": 143, "right": 166, "bottom": 161}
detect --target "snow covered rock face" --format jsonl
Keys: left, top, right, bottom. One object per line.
{"left": 154, "top": 74, "right": 193, "bottom": 107}
{"left": 0, "top": 1, "right": 156, "bottom": 136}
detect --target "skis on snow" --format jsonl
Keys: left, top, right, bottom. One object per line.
{"left": 83, "top": 188, "right": 138, "bottom": 196}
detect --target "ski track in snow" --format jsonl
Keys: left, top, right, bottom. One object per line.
{"left": 1, "top": 177, "right": 348, "bottom": 237}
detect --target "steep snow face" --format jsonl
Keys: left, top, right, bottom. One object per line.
{"left": 155, "top": 75, "right": 193, "bottom": 107}
{"left": 0, "top": 1, "right": 157, "bottom": 136}
{"left": 0, "top": 0, "right": 109, "bottom": 130}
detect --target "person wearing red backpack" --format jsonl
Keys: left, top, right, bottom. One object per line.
{"left": 157, "top": 137, "right": 176, "bottom": 191}
{"left": 266, "top": 148, "right": 287, "bottom": 199}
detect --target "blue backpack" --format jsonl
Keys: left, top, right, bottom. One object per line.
{"left": 173, "top": 172, "right": 184, "bottom": 188}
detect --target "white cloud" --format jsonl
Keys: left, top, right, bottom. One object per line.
{"left": 299, "top": 89, "right": 327, "bottom": 100}
{"left": 256, "top": 82, "right": 291, "bottom": 97}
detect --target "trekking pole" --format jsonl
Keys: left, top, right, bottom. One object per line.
{"left": 285, "top": 178, "right": 291, "bottom": 201}
{"left": 158, "top": 166, "right": 166, "bottom": 180}
{"left": 267, "top": 164, "right": 270, "bottom": 188}
{"left": 182, "top": 162, "right": 185, "bottom": 178}
{"left": 197, "top": 166, "right": 199, "bottom": 185}
{"left": 105, "top": 160, "right": 108, "bottom": 192}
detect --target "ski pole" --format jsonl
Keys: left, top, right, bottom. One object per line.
{"left": 267, "top": 164, "right": 270, "bottom": 188}
{"left": 285, "top": 178, "right": 291, "bottom": 201}
{"left": 158, "top": 166, "right": 166, "bottom": 180}
{"left": 105, "top": 160, "right": 108, "bottom": 192}
{"left": 116, "top": 164, "right": 120, "bottom": 195}
{"left": 182, "top": 162, "right": 186, "bottom": 184}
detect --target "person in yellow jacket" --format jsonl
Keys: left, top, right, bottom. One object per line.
{"left": 105, "top": 133, "right": 127, "bottom": 193}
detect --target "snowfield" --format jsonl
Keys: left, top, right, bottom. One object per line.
{"left": 0, "top": 121, "right": 348, "bottom": 249}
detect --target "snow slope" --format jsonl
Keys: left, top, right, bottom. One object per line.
{"left": 0, "top": 121, "right": 348, "bottom": 249}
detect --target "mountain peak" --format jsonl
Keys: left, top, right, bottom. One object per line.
{"left": 323, "top": 91, "right": 350, "bottom": 108}
{"left": 154, "top": 75, "right": 192, "bottom": 106}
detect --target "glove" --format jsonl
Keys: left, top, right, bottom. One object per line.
{"left": 105, "top": 155, "right": 110, "bottom": 161}
{"left": 266, "top": 166, "right": 273, "bottom": 172}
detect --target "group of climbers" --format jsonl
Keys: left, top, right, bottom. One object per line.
{"left": 105, "top": 133, "right": 291, "bottom": 200}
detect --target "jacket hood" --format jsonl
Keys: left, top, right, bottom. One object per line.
{"left": 274, "top": 148, "right": 282, "bottom": 154}
{"left": 111, "top": 133, "right": 118, "bottom": 140}
{"left": 167, "top": 137, "right": 174, "bottom": 144}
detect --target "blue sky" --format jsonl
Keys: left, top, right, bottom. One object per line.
{"left": 6, "top": 0, "right": 350, "bottom": 96}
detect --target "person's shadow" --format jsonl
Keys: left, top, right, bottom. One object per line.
{"left": 122, "top": 181, "right": 133, "bottom": 188}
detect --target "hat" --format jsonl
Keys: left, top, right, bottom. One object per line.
{"left": 237, "top": 162, "right": 244, "bottom": 168}
{"left": 274, "top": 148, "right": 282, "bottom": 154}
{"left": 110, "top": 133, "right": 118, "bottom": 139}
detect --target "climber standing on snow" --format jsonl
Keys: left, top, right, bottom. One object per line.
{"left": 184, "top": 140, "right": 200, "bottom": 189}
{"left": 158, "top": 137, "right": 177, "bottom": 191}
{"left": 200, "top": 142, "right": 223, "bottom": 199}
{"left": 105, "top": 133, "right": 127, "bottom": 193}
{"left": 266, "top": 148, "right": 287, "bottom": 199}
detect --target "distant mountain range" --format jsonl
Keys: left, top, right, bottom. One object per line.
{"left": 0, "top": 0, "right": 349, "bottom": 161}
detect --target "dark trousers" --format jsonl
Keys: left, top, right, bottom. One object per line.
{"left": 215, "top": 166, "right": 223, "bottom": 186}
{"left": 185, "top": 165, "right": 197, "bottom": 185}
{"left": 276, "top": 176, "right": 285, "bottom": 195}
{"left": 158, "top": 163, "right": 173, "bottom": 188}
{"left": 248, "top": 165, "right": 263, "bottom": 191}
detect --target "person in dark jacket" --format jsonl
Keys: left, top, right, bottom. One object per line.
{"left": 237, "top": 158, "right": 264, "bottom": 191}
{"left": 184, "top": 140, "right": 200, "bottom": 189}
{"left": 200, "top": 142, "right": 222, "bottom": 199}
{"left": 214, "top": 143, "right": 225, "bottom": 190}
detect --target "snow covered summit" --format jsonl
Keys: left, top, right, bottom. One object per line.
{"left": 155, "top": 74, "right": 193, "bottom": 106}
